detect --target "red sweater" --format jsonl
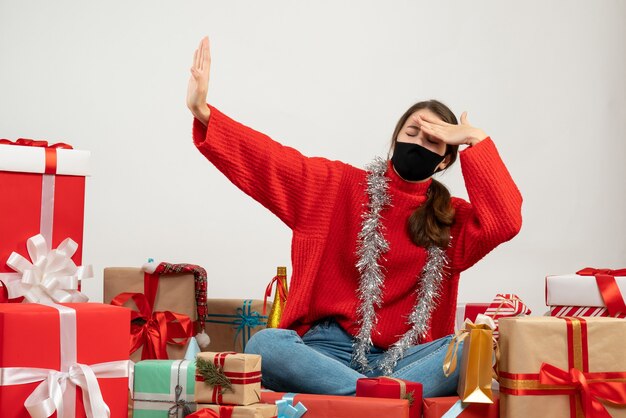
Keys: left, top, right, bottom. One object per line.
{"left": 193, "top": 105, "right": 522, "bottom": 349}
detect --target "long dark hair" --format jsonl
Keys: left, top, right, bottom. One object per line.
{"left": 389, "top": 100, "right": 459, "bottom": 248}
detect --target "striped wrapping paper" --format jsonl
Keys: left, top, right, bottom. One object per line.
{"left": 549, "top": 305, "right": 626, "bottom": 318}
{"left": 484, "top": 294, "right": 531, "bottom": 338}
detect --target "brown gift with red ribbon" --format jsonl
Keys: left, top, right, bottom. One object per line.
{"left": 195, "top": 352, "right": 262, "bottom": 406}
{"left": 104, "top": 263, "right": 208, "bottom": 361}
{"left": 498, "top": 316, "right": 626, "bottom": 417}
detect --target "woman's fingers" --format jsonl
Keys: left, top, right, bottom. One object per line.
{"left": 460, "top": 111, "right": 470, "bottom": 126}
{"left": 417, "top": 114, "right": 448, "bottom": 127}
{"left": 200, "top": 36, "right": 210, "bottom": 74}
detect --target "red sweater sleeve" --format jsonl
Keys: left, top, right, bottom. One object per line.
{"left": 192, "top": 105, "right": 344, "bottom": 233}
{"left": 448, "top": 137, "right": 523, "bottom": 272}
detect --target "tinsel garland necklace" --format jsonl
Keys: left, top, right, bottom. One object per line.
{"left": 353, "top": 157, "right": 448, "bottom": 375}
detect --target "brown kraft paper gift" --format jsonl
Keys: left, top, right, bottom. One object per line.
{"left": 499, "top": 316, "right": 626, "bottom": 418}
{"left": 195, "top": 352, "right": 262, "bottom": 406}
{"left": 204, "top": 299, "right": 269, "bottom": 353}
{"left": 104, "top": 267, "right": 197, "bottom": 362}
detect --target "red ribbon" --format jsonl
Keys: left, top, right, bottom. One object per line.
{"left": 187, "top": 409, "right": 220, "bottom": 418}
{"left": 577, "top": 268, "right": 626, "bottom": 316}
{"left": 263, "top": 275, "right": 288, "bottom": 316}
{"left": 110, "top": 292, "right": 193, "bottom": 360}
{"left": 0, "top": 138, "right": 73, "bottom": 149}
{"left": 0, "top": 138, "right": 73, "bottom": 175}
{"left": 539, "top": 363, "right": 626, "bottom": 418}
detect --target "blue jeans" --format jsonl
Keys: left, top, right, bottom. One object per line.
{"left": 245, "top": 319, "right": 460, "bottom": 397}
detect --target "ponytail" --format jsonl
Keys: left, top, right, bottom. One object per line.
{"left": 407, "top": 179, "right": 454, "bottom": 248}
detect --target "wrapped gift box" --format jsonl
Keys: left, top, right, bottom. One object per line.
{"left": 204, "top": 299, "right": 268, "bottom": 353}
{"left": 498, "top": 316, "right": 626, "bottom": 417}
{"left": 195, "top": 403, "right": 277, "bottom": 418}
{"left": 0, "top": 140, "right": 89, "bottom": 290}
{"left": 483, "top": 294, "right": 531, "bottom": 338}
{"left": 455, "top": 303, "right": 489, "bottom": 331}
{"left": 356, "top": 377, "right": 422, "bottom": 418}
{"left": 132, "top": 359, "right": 196, "bottom": 418}
{"left": 0, "top": 303, "right": 130, "bottom": 418}
{"left": 104, "top": 265, "right": 202, "bottom": 361}
{"left": 260, "top": 391, "right": 409, "bottom": 418}
{"left": 546, "top": 269, "right": 626, "bottom": 316}
{"left": 104, "top": 267, "right": 199, "bottom": 321}
{"left": 195, "top": 352, "right": 261, "bottom": 406}
{"left": 422, "top": 394, "right": 499, "bottom": 418}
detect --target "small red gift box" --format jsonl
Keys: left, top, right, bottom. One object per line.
{"left": 0, "top": 303, "right": 131, "bottom": 418}
{"left": 455, "top": 303, "right": 490, "bottom": 331}
{"left": 356, "top": 377, "right": 422, "bottom": 418}
{"left": 422, "top": 393, "right": 499, "bottom": 418}
{"left": 0, "top": 139, "right": 89, "bottom": 287}
{"left": 260, "top": 391, "right": 409, "bottom": 418}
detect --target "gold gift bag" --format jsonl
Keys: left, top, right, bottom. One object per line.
{"left": 444, "top": 315, "right": 495, "bottom": 404}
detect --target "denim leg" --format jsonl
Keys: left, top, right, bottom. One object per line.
{"left": 245, "top": 324, "right": 365, "bottom": 395}
{"left": 385, "top": 335, "right": 461, "bottom": 398}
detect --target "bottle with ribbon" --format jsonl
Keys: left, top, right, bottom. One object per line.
{"left": 263, "top": 266, "right": 288, "bottom": 328}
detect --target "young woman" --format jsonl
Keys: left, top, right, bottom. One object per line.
{"left": 186, "top": 37, "right": 522, "bottom": 397}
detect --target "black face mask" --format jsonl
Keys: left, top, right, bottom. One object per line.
{"left": 391, "top": 141, "right": 445, "bottom": 182}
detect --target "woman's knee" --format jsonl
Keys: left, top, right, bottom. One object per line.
{"left": 245, "top": 327, "right": 300, "bottom": 356}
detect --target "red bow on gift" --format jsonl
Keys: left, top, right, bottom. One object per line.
{"left": 577, "top": 268, "right": 626, "bottom": 316}
{"left": 539, "top": 362, "right": 626, "bottom": 418}
{"left": 111, "top": 292, "right": 193, "bottom": 360}
{"left": 0, "top": 138, "right": 73, "bottom": 149}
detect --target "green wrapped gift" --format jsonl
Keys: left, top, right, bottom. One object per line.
{"left": 133, "top": 360, "right": 197, "bottom": 418}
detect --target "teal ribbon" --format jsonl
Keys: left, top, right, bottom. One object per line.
{"left": 205, "top": 300, "right": 267, "bottom": 351}
{"left": 441, "top": 400, "right": 468, "bottom": 418}
{"left": 276, "top": 393, "right": 307, "bottom": 418}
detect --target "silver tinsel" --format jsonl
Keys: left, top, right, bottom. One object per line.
{"left": 352, "top": 157, "right": 448, "bottom": 374}
{"left": 353, "top": 157, "right": 391, "bottom": 373}
{"left": 377, "top": 246, "right": 448, "bottom": 375}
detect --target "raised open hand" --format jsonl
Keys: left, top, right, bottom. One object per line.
{"left": 186, "top": 36, "right": 211, "bottom": 125}
{"left": 414, "top": 112, "right": 487, "bottom": 147}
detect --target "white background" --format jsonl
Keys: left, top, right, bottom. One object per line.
{"left": 1, "top": 1, "right": 624, "bottom": 316}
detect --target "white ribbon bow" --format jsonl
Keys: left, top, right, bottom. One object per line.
{"left": 4, "top": 234, "right": 92, "bottom": 303}
{"left": 1, "top": 361, "right": 130, "bottom": 418}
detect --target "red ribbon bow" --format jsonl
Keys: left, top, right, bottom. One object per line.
{"left": 111, "top": 292, "right": 193, "bottom": 359}
{"left": 0, "top": 138, "right": 73, "bottom": 149}
{"left": 539, "top": 363, "right": 626, "bottom": 418}
{"left": 577, "top": 268, "right": 626, "bottom": 316}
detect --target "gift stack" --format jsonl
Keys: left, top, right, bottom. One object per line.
{"left": 0, "top": 139, "right": 133, "bottom": 417}
{"left": 193, "top": 351, "right": 277, "bottom": 417}
{"left": 422, "top": 294, "right": 531, "bottom": 417}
